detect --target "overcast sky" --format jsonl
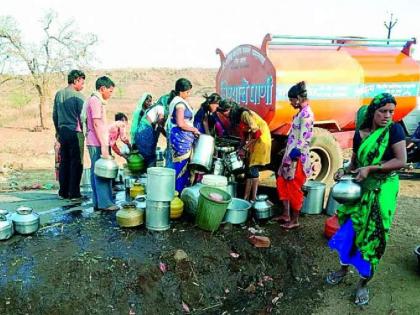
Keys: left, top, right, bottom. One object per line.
{"left": 2, "top": 0, "right": 420, "bottom": 69}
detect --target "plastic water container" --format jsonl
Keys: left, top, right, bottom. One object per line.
{"left": 201, "top": 175, "right": 228, "bottom": 192}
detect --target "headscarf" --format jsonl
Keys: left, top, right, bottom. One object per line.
{"left": 131, "top": 92, "right": 151, "bottom": 142}
{"left": 359, "top": 93, "right": 396, "bottom": 130}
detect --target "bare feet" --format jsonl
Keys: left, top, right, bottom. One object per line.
{"left": 280, "top": 222, "right": 300, "bottom": 230}
{"left": 272, "top": 215, "right": 291, "bottom": 223}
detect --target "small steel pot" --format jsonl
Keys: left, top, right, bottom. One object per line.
{"left": 224, "top": 152, "right": 244, "bottom": 173}
{"left": 94, "top": 156, "right": 119, "bottom": 179}
{"left": 331, "top": 175, "right": 361, "bottom": 204}
{"left": 0, "top": 214, "right": 14, "bottom": 240}
{"left": 223, "top": 198, "right": 251, "bottom": 224}
{"left": 253, "top": 194, "right": 273, "bottom": 220}
{"left": 11, "top": 206, "right": 40, "bottom": 235}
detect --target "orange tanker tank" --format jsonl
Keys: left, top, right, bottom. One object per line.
{"left": 216, "top": 34, "right": 419, "bottom": 183}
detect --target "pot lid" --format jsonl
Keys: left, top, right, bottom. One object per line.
{"left": 12, "top": 206, "right": 39, "bottom": 224}
{"left": 256, "top": 194, "right": 268, "bottom": 201}
{"left": 121, "top": 202, "right": 136, "bottom": 209}
{"left": 0, "top": 209, "right": 9, "bottom": 215}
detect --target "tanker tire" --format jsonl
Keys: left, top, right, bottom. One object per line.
{"left": 309, "top": 128, "right": 343, "bottom": 185}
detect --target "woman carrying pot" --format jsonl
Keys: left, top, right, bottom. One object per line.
{"left": 130, "top": 93, "right": 153, "bottom": 142}
{"left": 217, "top": 99, "right": 271, "bottom": 202}
{"left": 275, "top": 81, "right": 314, "bottom": 230}
{"left": 134, "top": 102, "right": 166, "bottom": 168}
{"left": 167, "top": 78, "right": 200, "bottom": 192}
{"left": 326, "top": 93, "right": 406, "bottom": 306}
{"left": 193, "top": 93, "right": 224, "bottom": 136}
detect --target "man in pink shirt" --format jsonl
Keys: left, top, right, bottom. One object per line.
{"left": 109, "top": 113, "right": 131, "bottom": 157}
{"left": 86, "top": 76, "right": 118, "bottom": 211}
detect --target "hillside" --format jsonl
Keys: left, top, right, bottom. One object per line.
{"left": 0, "top": 68, "right": 217, "bottom": 170}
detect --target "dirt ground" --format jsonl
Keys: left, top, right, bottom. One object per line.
{"left": 1, "top": 68, "right": 419, "bottom": 313}
{"left": 0, "top": 170, "right": 419, "bottom": 314}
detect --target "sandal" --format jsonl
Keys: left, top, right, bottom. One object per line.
{"left": 355, "top": 286, "right": 369, "bottom": 306}
{"left": 325, "top": 270, "right": 347, "bottom": 285}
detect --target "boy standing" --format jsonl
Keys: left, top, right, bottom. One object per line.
{"left": 86, "top": 76, "right": 118, "bottom": 211}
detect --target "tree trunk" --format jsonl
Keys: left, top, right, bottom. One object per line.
{"left": 35, "top": 84, "right": 46, "bottom": 129}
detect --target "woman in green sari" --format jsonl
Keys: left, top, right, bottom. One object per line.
{"left": 326, "top": 93, "right": 406, "bottom": 306}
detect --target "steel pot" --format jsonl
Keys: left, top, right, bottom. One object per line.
{"left": 134, "top": 195, "right": 147, "bottom": 211}
{"left": 190, "top": 134, "right": 215, "bottom": 171}
{"left": 0, "top": 214, "right": 14, "bottom": 240}
{"left": 223, "top": 198, "right": 251, "bottom": 224}
{"left": 147, "top": 167, "right": 175, "bottom": 202}
{"left": 212, "top": 158, "right": 225, "bottom": 175}
{"left": 325, "top": 188, "right": 342, "bottom": 216}
{"left": 301, "top": 181, "right": 326, "bottom": 215}
{"left": 11, "top": 206, "right": 40, "bottom": 235}
{"left": 146, "top": 199, "right": 170, "bottom": 231}
{"left": 253, "top": 195, "right": 273, "bottom": 219}
{"left": 331, "top": 175, "right": 362, "bottom": 204}
{"left": 226, "top": 181, "right": 237, "bottom": 198}
{"left": 224, "top": 152, "right": 244, "bottom": 174}
{"left": 94, "top": 156, "right": 119, "bottom": 179}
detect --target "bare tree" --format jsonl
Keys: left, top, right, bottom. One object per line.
{"left": 0, "top": 11, "right": 98, "bottom": 128}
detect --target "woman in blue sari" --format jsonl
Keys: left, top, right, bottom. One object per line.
{"left": 167, "top": 78, "right": 200, "bottom": 192}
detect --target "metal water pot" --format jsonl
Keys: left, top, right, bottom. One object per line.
{"left": 0, "top": 212, "right": 14, "bottom": 240}
{"left": 116, "top": 202, "right": 144, "bottom": 228}
{"left": 225, "top": 152, "right": 244, "bottom": 173}
{"left": 253, "top": 195, "right": 273, "bottom": 219}
{"left": 213, "top": 158, "right": 225, "bottom": 175}
{"left": 94, "top": 156, "right": 119, "bottom": 179}
{"left": 331, "top": 175, "right": 362, "bottom": 204}
{"left": 190, "top": 134, "right": 215, "bottom": 171}
{"left": 11, "top": 206, "right": 40, "bottom": 235}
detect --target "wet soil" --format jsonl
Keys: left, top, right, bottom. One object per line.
{"left": 1, "top": 175, "right": 419, "bottom": 314}
{"left": 0, "top": 204, "right": 326, "bottom": 315}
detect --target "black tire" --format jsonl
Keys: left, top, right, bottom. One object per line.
{"left": 309, "top": 127, "right": 343, "bottom": 185}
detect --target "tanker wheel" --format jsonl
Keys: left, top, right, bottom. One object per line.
{"left": 309, "top": 127, "right": 343, "bottom": 185}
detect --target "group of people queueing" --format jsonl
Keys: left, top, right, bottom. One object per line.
{"left": 54, "top": 70, "right": 407, "bottom": 306}
{"left": 129, "top": 77, "right": 273, "bottom": 199}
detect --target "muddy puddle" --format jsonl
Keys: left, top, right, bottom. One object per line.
{"left": 0, "top": 192, "right": 326, "bottom": 314}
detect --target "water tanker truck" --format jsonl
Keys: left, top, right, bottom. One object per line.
{"left": 215, "top": 34, "right": 420, "bottom": 183}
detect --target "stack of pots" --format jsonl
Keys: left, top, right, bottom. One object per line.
{"left": 145, "top": 167, "right": 175, "bottom": 231}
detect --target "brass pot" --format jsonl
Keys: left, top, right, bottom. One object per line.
{"left": 116, "top": 202, "right": 144, "bottom": 228}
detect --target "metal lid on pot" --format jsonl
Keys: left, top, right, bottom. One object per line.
{"left": 256, "top": 194, "right": 268, "bottom": 201}
{"left": 0, "top": 209, "right": 9, "bottom": 216}
{"left": 12, "top": 206, "right": 40, "bottom": 225}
